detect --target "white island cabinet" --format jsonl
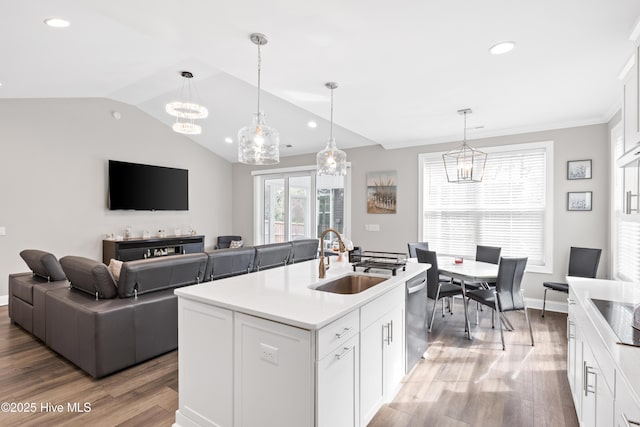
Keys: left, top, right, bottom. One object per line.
{"left": 567, "top": 277, "right": 640, "bottom": 427}
{"left": 173, "top": 259, "right": 428, "bottom": 427}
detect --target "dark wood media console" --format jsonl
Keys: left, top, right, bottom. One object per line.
{"left": 102, "top": 235, "right": 205, "bottom": 264}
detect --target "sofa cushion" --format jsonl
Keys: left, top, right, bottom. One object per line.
{"left": 107, "top": 259, "right": 123, "bottom": 283}
{"left": 117, "top": 253, "right": 208, "bottom": 298}
{"left": 205, "top": 247, "right": 256, "bottom": 280}
{"left": 20, "top": 249, "right": 66, "bottom": 281}
{"left": 60, "top": 256, "right": 118, "bottom": 299}
{"left": 253, "top": 243, "right": 293, "bottom": 271}
{"left": 291, "top": 239, "right": 319, "bottom": 263}
{"left": 229, "top": 240, "right": 244, "bottom": 249}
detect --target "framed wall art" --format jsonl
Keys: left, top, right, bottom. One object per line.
{"left": 366, "top": 171, "right": 397, "bottom": 214}
{"left": 567, "top": 191, "right": 592, "bottom": 211}
{"left": 567, "top": 159, "right": 592, "bottom": 180}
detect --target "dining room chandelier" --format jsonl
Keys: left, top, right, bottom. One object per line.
{"left": 238, "top": 33, "right": 280, "bottom": 165}
{"left": 165, "top": 71, "right": 208, "bottom": 135}
{"left": 442, "top": 108, "right": 487, "bottom": 183}
{"left": 316, "top": 82, "right": 347, "bottom": 176}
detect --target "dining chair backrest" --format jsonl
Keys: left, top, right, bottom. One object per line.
{"left": 567, "top": 247, "right": 602, "bottom": 278}
{"left": 408, "top": 242, "right": 429, "bottom": 258}
{"left": 415, "top": 248, "right": 440, "bottom": 300}
{"left": 495, "top": 257, "right": 528, "bottom": 312}
{"left": 476, "top": 245, "right": 502, "bottom": 265}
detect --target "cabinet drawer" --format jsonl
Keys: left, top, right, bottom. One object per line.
{"left": 361, "top": 284, "right": 404, "bottom": 330}
{"left": 317, "top": 310, "right": 359, "bottom": 359}
{"left": 616, "top": 373, "right": 640, "bottom": 427}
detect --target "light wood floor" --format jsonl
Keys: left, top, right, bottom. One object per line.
{"left": 369, "top": 304, "right": 579, "bottom": 427}
{"left": 0, "top": 304, "right": 576, "bottom": 427}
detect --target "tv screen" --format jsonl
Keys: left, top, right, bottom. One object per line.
{"left": 108, "top": 160, "right": 188, "bottom": 211}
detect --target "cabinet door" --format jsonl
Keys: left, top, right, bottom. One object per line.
{"left": 582, "top": 343, "right": 597, "bottom": 427}
{"left": 567, "top": 317, "right": 576, "bottom": 393}
{"left": 177, "top": 299, "right": 233, "bottom": 427}
{"left": 234, "top": 312, "right": 313, "bottom": 427}
{"left": 384, "top": 304, "right": 405, "bottom": 400}
{"left": 317, "top": 334, "right": 359, "bottom": 427}
{"left": 360, "top": 317, "right": 384, "bottom": 425}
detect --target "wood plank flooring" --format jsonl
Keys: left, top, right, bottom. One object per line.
{"left": 0, "top": 303, "right": 576, "bottom": 426}
{"left": 369, "top": 304, "right": 578, "bottom": 427}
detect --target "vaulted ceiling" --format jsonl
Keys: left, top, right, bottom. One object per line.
{"left": 3, "top": 1, "right": 640, "bottom": 162}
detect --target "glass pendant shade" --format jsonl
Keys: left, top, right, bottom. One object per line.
{"left": 238, "top": 111, "right": 280, "bottom": 165}
{"left": 317, "top": 137, "right": 347, "bottom": 176}
{"left": 317, "top": 81, "right": 347, "bottom": 176}
{"left": 442, "top": 108, "right": 487, "bottom": 183}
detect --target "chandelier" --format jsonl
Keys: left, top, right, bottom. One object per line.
{"left": 165, "top": 71, "right": 208, "bottom": 135}
{"left": 442, "top": 109, "right": 487, "bottom": 183}
{"left": 238, "top": 33, "right": 280, "bottom": 165}
{"left": 316, "top": 82, "right": 347, "bottom": 176}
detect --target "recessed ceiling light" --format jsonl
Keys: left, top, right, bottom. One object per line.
{"left": 307, "top": 121, "right": 317, "bottom": 128}
{"left": 44, "top": 17, "right": 71, "bottom": 28}
{"left": 489, "top": 41, "right": 515, "bottom": 55}
{"left": 224, "top": 137, "right": 233, "bottom": 143}
{"left": 285, "top": 144, "right": 293, "bottom": 148}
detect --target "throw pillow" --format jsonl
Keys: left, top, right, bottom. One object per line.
{"left": 107, "top": 259, "right": 123, "bottom": 284}
{"left": 230, "top": 240, "right": 244, "bottom": 248}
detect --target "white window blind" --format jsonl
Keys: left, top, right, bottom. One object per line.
{"left": 421, "top": 145, "right": 549, "bottom": 266}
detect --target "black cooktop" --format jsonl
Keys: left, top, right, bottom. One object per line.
{"left": 590, "top": 298, "right": 640, "bottom": 347}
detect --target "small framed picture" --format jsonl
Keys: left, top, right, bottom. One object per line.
{"left": 567, "top": 191, "right": 592, "bottom": 211}
{"left": 567, "top": 159, "right": 592, "bottom": 180}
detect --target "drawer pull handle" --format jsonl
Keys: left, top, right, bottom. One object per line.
{"left": 623, "top": 413, "right": 640, "bottom": 427}
{"left": 335, "top": 327, "right": 352, "bottom": 339}
{"left": 335, "top": 346, "right": 353, "bottom": 360}
{"left": 584, "top": 364, "right": 596, "bottom": 396}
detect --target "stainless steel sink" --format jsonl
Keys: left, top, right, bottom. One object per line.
{"left": 314, "top": 274, "right": 387, "bottom": 294}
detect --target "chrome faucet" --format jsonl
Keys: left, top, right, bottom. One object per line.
{"left": 319, "top": 228, "right": 346, "bottom": 278}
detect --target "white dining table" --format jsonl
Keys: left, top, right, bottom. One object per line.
{"left": 436, "top": 256, "right": 507, "bottom": 339}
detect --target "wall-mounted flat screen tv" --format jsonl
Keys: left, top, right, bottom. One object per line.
{"left": 108, "top": 160, "right": 189, "bottom": 211}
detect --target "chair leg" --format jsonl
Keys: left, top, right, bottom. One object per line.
{"left": 522, "top": 291, "right": 534, "bottom": 346}
{"left": 542, "top": 288, "right": 548, "bottom": 317}
{"left": 464, "top": 297, "right": 472, "bottom": 339}
{"left": 429, "top": 285, "right": 442, "bottom": 332}
{"left": 491, "top": 309, "right": 495, "bottom": 329}
{"left": 476, "top": 302, "right": 479, "bottom": 325}
{"left": 451, "top": 297, "right": 454, "bottom": 315}
{"left": 495, "top": 292, "right": 505, "bottom": 350}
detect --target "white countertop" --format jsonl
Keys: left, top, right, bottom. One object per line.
{"left": 567, "top": 276, "right": 640, "bottom": 403}
{"left": 175, "top": 259, "right": 429, "bottom": 330}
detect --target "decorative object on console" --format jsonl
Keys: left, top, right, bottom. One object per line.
{"left": 238, "top": 33, "right": 280, "bottom": 165}
{"left": 442, "top": 108, "right": 487, "bottom": 183}
{"left": 229, "top": 240, "right": 244, "bottom": 249}
{"left": 316, "top": 82, "right": 347, "bottom": 176}
{"left": 567, "top": 191, "right": 592, "bottom": 211}
{"left": 567, "top": 159, "right": 592, "bottom": 180}
{"left": 366, "top": 170, "right": 397, "bottom": 214}
{"left": 165, "top": 71, "right": 208, "bottom": 135}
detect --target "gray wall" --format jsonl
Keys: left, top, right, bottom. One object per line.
{"left": 0, "top": 98, "right": 233, "bottom": 298}
{"left": 232, "top": 123, "right": 610, "bottom": 307}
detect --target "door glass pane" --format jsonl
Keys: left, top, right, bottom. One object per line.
{"left": 317, "top": 174, "right": 345, "bottom": 250}
{"left": 264, "top": 178, "right": 285, "bottom": 243}
{"left": 289, "top": 176, "right": 312, "bottom": 240}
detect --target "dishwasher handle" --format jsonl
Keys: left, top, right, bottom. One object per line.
{"left": 407, "top": 278, "right": 427, "bottom": 294}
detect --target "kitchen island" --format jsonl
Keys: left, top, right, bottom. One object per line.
{"left": 567, "top": 277, "right": 640, "bottom": 427}
{"left": 173, "top": 258, "right": 429, "bottom": 427}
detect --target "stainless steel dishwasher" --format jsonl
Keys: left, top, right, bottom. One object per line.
{"left": 405, "top": 271, "right": 428, "bottom": 373}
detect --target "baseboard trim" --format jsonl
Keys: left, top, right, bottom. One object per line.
{"left": 0, "top": 295, "right": 8, "bottom": 306}
{"left": 525, "top": 297, "right": 567, "bottom": 314}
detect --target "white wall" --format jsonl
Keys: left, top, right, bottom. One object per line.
{"left": 232, "top": 123, "right": 610, "bottom": 307}
{"left": 0, "top": 98, "right": 233, "bottom": 298}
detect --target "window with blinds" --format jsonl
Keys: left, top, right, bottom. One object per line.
{"left": 419, "top": 142, "right": 551, "bottom": 268}
{"left": 612, "top": 124, "right": 640, "bottom": 282}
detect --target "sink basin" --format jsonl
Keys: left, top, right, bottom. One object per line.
{"left": 314, "top": 274, "right": 387, "bottom": 294}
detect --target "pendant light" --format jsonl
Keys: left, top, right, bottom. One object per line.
{"left": 238, "top": 33, "right": 280, "bottom": 165}
{"left": 316, "top": 82, "right": 347, "bottom": 176}
{"left": 442, "top": 109, "right": 487, "bottom": 183}
{"left": 166, "top": 71, "right": 208, "bottom": 135}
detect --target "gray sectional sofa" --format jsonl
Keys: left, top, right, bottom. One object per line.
{"left": 8, "top": 239, "right": 319, "bottom": 378}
